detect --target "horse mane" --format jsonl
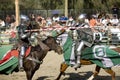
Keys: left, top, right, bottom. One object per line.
{"left": 43, "top": 36, "right": 55, "bottom": 43}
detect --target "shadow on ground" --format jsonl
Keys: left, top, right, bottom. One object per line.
{"left": 37, "top": 76, "right": 53, "bottom": 80}
{"left": 36, "top": 71, "right": 120, "bottom": 80}
{"left": 62, "top": 71, "right": 120, "bottom": 80}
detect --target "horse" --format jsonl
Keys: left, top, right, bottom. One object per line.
{"left": 56, "top": 29, "right": 120, "bottom": 80}
{"left": 14, "top": 32, "right": 63, "bottom": 80}
{"left": 56, "top": 52, "right": 117, "bottom": 80}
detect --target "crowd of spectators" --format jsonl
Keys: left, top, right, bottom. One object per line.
{"left": 0, "top": 12, "right": 120, "bottom": 32}
{"left": 0, "top": 14, "right": 16, "bottom": 31}
{"left": 0, "top": 12, "right": 120, "bottom": 45}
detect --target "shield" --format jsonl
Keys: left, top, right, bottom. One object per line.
{"left": 77, "top": 28, "right": 94, "bottom": 47}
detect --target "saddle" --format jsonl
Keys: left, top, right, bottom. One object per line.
{"left": 112, "top": 47, "right": 120, "bottom": 53}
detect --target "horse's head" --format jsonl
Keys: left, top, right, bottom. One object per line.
{"left": 30, "top": 30, "right": 63, "bottom": 55}
{"left": 43, "top": 36, "right": 63, "bottom": 55}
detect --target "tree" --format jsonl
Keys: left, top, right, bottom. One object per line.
{"left": 0, "top": 0, "right": 14, "bottom": 10}
{"left": 0, "top": 0, "right": 120, "bottom": 16}
{"left": 40, "top": 0, "right": 63, "bottom": 10}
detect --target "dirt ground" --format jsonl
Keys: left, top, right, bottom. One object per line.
{"left": 0, "top": 51, "right": 120, "bottom": 80}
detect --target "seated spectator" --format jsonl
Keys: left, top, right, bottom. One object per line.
{"left": 67, "top": 16, "right": 75, "bottom": 27}
{"left": 59, "top": 15, "right": 68, "bottom": 26}
{"left": 89, "top": 16, "right": 97, "bottom": 31}
{"left": 96, "top": 15, "right": 103, "bottom": 26}
{"left": 110, "top": 15, "right": 119, "bottom": 26}
{"left": 52, "top": 20, "right": 61, "bottom": 28}
{"left": 10, "top": 22, "right": 16, "bottom": 30}
{"left": 0, "top": 19, "right": 5, "bottom": 27}
{"left": 52, "top": 14, "right": 60, "bottom": 22}
{"left": 102, "top": 15, "right": 112, "bottom": 26}
{"left": 5, "top": 15, "right": 11, "bottom": 28}
{"left": 41, "top": 18, "right": 46, "bottom": 27}
{"left": 111, "top": 5, "right": 119, "bottom": 18}
{"left": 46, "top": 17, "right": 52, "bottom": 26}
{"left": 0, "top": 19, "right": 6, "bottom": 31}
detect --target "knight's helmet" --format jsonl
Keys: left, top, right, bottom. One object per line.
{"left": 18, "top": 15, "right": 30, "bottom": 39}
{"left": 20, "top": 14, "right": 30, "bottom": 26}
{"left": 78, "top": 14, "right": 86, "bottom": 24}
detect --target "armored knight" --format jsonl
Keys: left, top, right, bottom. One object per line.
{"left": 16, "top": 15, "right": 49, "bottom": 71}
{"left": 72, "top": 28, "right": 94, "bottom": 68}
{"left": 72, "top": 14, "right": 94, "bottom": 68}
{"left": 17, "top": 15, "right": 32, "bottom": 71}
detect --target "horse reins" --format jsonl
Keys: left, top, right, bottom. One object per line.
{"left": 26, "top": 57, "right": 43, "bottom": 64}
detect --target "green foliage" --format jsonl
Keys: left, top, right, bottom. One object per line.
{"left": 0, "top": 0, "right": 120, "bottom": 13}
{"left": 0, "top": 1, "right": 14, "bottom": 10}
{"left": 40, "top": 0, "right": 63, "bottom": 9}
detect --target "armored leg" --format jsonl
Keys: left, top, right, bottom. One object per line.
{"left": 19, "top": 46, "right": 25, "bottom": 71}
{"left": 74, "top": 41, "right": 84, "bottom": 69}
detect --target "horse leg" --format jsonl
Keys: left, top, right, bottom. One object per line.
{"left": 104, "top": 68, "right": 115, "bottom": 80}
{"left": 87, "top": 65, "right": 101, "bottom": 80}
{"left": 26, "top": 70, "right": 35, "bottom": 80}
{"left": 56, "top": 62, "right": 69, "bottom": 80}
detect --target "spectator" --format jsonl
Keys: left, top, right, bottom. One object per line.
{"left": 102, "top": 15, "right": 111, "bottom": 26}
{"left": 11, "top": 15, "right": 16, "bottom": 23}
{"left": 0, "top": 19, "right": 5, "bottom": 31}
{"left": 46, "top": 17, "right": 52, "bottom": 26}
{"left": 67, "top": 16, "right": 75, "bottom": 27}
{"left": 10, "top": 21, "right": 16, "bottom": 30}
{"left": 110, "top": 15, "right": 119, "bottom": 26}
{"left": 0, "top": 19, "right": 5, "bottom": 27}
{"left": 96, "top": 15, "right": 103, "bottom": 26}
{"left": 59, "top": 15, "right": 68, "bottom": 26}
{"left": 5, "top": 15, "right": 11, "bottom": 28}
{"left": 112, "top": 5, "right": 119, "bottom": 18}
{"left": 31, "top": 14, "right": 36, "bottom": 21}
{"left": 41, "top": 18, "right": 46, "bottom": 27}
{"left": 36, "top": 15, "right": 42, "bottom": 27}
{"left": 89, "top": 16, "right": 97, "bottom": 28}
{"left": 52, "top": 14, "right": 60, "bottom": 22}
{"left": 52, "top": 21, "right": 61, "bottom": 28}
